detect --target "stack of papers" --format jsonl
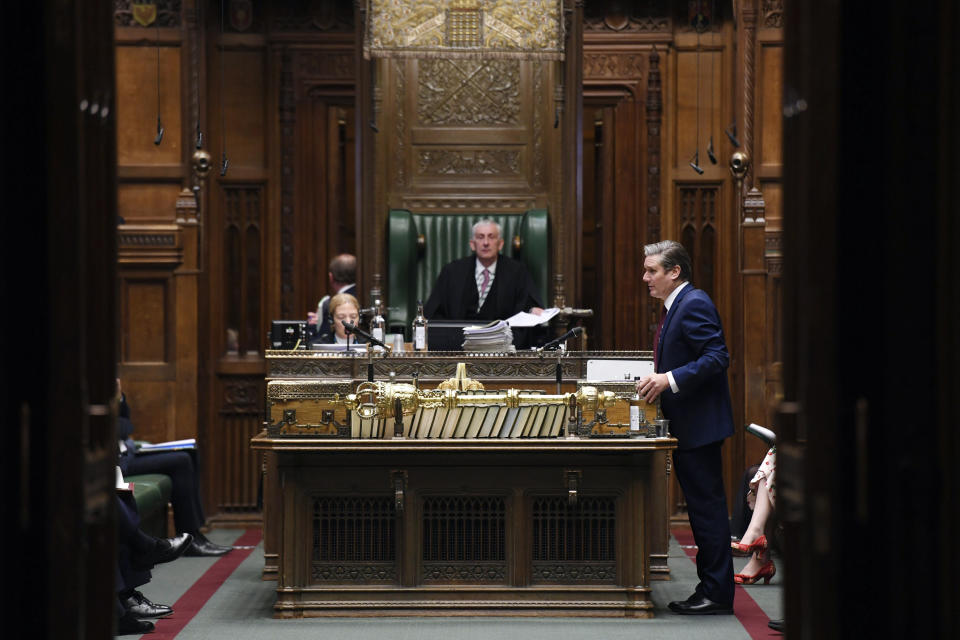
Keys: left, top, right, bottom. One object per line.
{"left": 462, "top": 320, "right": 515, "bottom": 352}
{"left": 137, "top": 438, "right": 197, "bottom": 453}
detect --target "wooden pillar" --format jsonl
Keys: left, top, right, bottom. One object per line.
{"left": 740, "top": 187, "right": 770, "bottom": 464}
{"left": 174, "top": 190, "right": 201, "bottom": 440}
{"left": 562, "top": 0, "right": 585, "bottom": 304}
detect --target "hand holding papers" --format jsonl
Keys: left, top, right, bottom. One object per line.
{"left": 506, "top": 307, "right": 560, "bottom": 327}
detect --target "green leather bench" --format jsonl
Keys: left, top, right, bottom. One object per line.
{"left": 387, "top": 209, "right": 550, "bottom": 338}
{"left": 129, "top": 473, "right": 172, "bottom": 539}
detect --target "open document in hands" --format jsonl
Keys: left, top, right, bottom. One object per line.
{"left": 506, "top": 307, "right": 560, "bottom": 327}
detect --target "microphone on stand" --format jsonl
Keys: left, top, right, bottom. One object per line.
{"left": 536, "top": 326, "right": 583, "bottom": 353}
{"left": 344, "top": 321, "right": 389, "bottom": 383}
{"left": 342, "top": 321, "right": 391, "bottom": 351}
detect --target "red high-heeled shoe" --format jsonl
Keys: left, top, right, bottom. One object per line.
{"left": 735, "top": 560, "right": 776, "bottom": 585}
{"left": 731, "top": 534, "right": 767, "bottom": 555}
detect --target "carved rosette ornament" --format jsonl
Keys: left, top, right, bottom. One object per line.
{"left": 222, "top": 379, "right": 261, "bottom": 414}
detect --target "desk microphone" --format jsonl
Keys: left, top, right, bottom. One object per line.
{"left": 537, "top": 326, "right": 583, "bottom": 352}
{"left": 342, "top": 321, "right": 391, "bottom": 351}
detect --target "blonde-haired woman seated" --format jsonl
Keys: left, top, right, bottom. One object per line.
{"left": 309, "top": 292, "right": 365, "bottom": 346}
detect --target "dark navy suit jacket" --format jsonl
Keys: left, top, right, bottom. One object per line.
{"left": 656, "top": 284, "right": 734, "bottom": 450}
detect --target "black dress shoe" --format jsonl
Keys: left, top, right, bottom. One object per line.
{"left": 132, "top": 533, "right": 193, "bottom": 570}
{"left": 117, "top": 610, "right": 155, "bottom": 635}
{"left": 668, "top": 595, "right": 734, "bottom": 615}
{"left": 768, "top": 618, "right": 785, "bottom": 632}
{"left": 123, "top": 590, "right": 173, "bottom": 618}
{"left": 183, "top": 536, "right": 233, "bottom": 557}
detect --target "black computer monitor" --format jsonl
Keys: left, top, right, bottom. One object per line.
{"left": 270, "top": 320, "right": 308, "bottom": 349}
{"left": 427, "top": 320, "right": 475, "bottom": 351}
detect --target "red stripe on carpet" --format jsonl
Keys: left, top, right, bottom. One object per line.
{"left": 149, "top": 529, "right": 263, "bottom": 639}
{"left": 672, "top": 526, "right": 779, "bottom": 639}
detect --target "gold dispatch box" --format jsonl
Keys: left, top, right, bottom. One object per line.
{"left": 266, "top": 375, "right": 660, "bottom": 439}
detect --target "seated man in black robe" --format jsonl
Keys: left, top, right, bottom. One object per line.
{"left": 424, "top": 219, "right": 544, "bottom": 347}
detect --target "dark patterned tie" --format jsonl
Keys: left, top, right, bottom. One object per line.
{"left": 653, "top": 305, "right": 667, "bottom": 371}
{"left": 478, "top": 268, "right": 491, "bottom": 308}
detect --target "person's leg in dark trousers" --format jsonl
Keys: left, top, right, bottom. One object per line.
{"left": 673, "top": 441, "right": 735, "bottom": 607}
{"left": 125, "top": 451, "right": 232, "bottom": 555}
{"left": 117, "top": 493, "right": 159, "bottom": 555}
{"left": 125, "top": 451, "right": 205, "bottom": 534}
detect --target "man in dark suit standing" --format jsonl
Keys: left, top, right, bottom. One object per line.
{"left": 636, "top": 240, "right": 735, "bottom": 615}
{"left": 308, "top": 253, "right": 357, "bottom": 338}
{"left": 425, "top": 219, "right": 543, "bottom": 324}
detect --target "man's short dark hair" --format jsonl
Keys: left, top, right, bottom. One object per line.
{"left": 643, "top": 240, "right": 692, "bottom": 282}
{"left": 329, "top": 254, "right": 356, "bottom": 284}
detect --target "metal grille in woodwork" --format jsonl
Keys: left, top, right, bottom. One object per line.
{"left": 311, "top": 497, "right": 396, "bottom": 583}
{"left": 421, "top": 496, "right": 507, "bottom": 583}
{"left": 531, "top": 496, "right": 617, "bottom": 583}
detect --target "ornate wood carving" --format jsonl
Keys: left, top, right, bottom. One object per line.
{"left": 185, "top": 2, "right": 201, "bottom": 193}
{"left": 744, "top": 186, "right": 766, "bottom": 223}
{"left": 417, "top": 149, "right": 520, "bottom": 176}
{"left": 583, "top": 54, "right": 645, "bottom": 80}
{"left": 270, "top": 0, "right": 354, "bottom": 32}
{"left": 533, "top": 62, "right": 544, "bottom": 187}
{"left": 400, "top": 197, "right": 536, "bottom": 212}
{"left": 118, "top": 225, "right": 183, "bottom": 267}
{"left": 210, "top": 378, "right": 264, "bottom": 516}
{"left": 222, "top": 377, "right": 262, "bottom": 414}
{"left": 279, "top": 50, "right": 296, "bottom": 319}
{"left": 297, "top": 52, "right": 355, "bottom": 79}
{"left": 645, "top": 47, "right": 663, "bottom": 347}
{"left": 765, "top": 231, "right": 783, "bottom": 275}
{"left": 417, "top": 60, "right": 521, "bottom": 126}
{"left": 226, "top": 0, "right": 255, "bottom": 32}
{"left": 583, "top": 0, "right": 671, "bottom": 32}
{"left": 762, "top": 0, "right": 784, "bottom": 29}
{"left": 119, "top": 232, "right": 177, "bottom": 246}
{"left": 114, "top": 0, "right": 182, "bottom": 27}
{"left": 394, "top": 60, "right": 406, "bottom": 187}
{"left": 742, "top": 0, "right": 757, "bottom": 188}
{"left": 265, "top": 350, "right": 654, "bottom": 381}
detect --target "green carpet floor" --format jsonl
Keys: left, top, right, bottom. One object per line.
{"left": 135, "top": 529, "right": 783, "bottom": 639}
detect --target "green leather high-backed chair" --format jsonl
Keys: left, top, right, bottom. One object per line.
{"left": 387, "top": 209, "right": 550, "bottom": 338}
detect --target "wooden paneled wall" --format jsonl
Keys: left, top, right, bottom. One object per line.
{"left": 112, "top": 0, "right": 784, "bottom": 527}
{"left": 115, "top": 1, "right": 202, "bottom": 450}
{"left": 581, "top": 0, "right": 784, "bottom": 516}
